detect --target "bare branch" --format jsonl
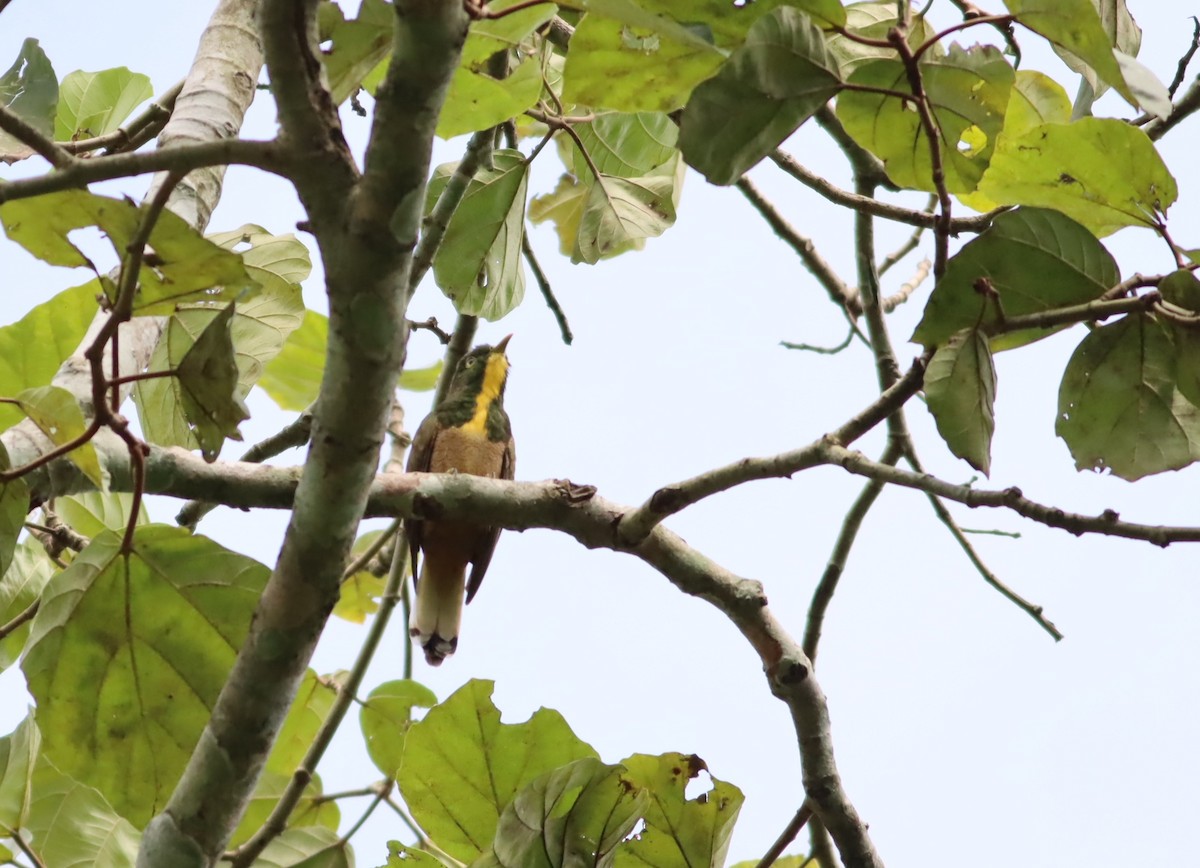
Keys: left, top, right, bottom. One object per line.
{"left": 523, "top": 233, "right": 574, "bottom": 345}
{"left": 756, "top": 803, "right": 814, "bottom": 868}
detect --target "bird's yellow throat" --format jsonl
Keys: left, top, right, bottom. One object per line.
{"left": 462, "top": 352, "right": 509, "bottom": 435}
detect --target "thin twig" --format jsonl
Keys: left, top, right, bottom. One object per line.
{"left": 877, "top": 196, "right": 934, "bottom": 276}
{"left": 384, "top": 795, "right": 432, "bottom": 848}
{"left": 336, "top": 780, "right": 392, "bottom": 846}
{"left": 408, "top": 317, "right": 453, "bottom": 344}
{"left": 9, "top": 832, "right": 47, "bottom": 868}
{"left": 0, "top": 599, "right": 39, "bottom": 641}
{"left": 1167, "top": 17, "right": 1200, "bottom": 98}
{"left": 343, "top": 518, "right": 400, "bottom": 580}
{"left": 755, "top": 803, "right": 814, "bottom": 868}
{"left": 522, "top": 233, "right": 573, "bottom": 344}
{"left": 780, "top": 328, "right": 856, "bottom": 356}
{"left": 881, "top": 258, "right": 931, "bottom": 313}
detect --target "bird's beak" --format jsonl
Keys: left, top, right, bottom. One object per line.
{"left": 494, "top": 334, "right": 513, "bottom": 354}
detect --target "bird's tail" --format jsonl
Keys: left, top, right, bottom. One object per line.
{"left": 410, "top": 550, "right": 466, "bottom": 666}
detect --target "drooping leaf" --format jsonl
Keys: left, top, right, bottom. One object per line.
{"left": 575, "top": 170, "right": 676, "bottom": 264}
{"left": 0, "top": 190, "right": 252, "bottom": 313}
{"left": 431, "top": 149, "right": 528, "bottom": 320}
{"left": 1057, "top": 313, "right": 1200, "bottom": 480}
{"left": 566, "top": 112, "right": 678, "bottom": 179}
{"left": 21, "top": 526, "right": 271, "bottom": 825}
{"left": 680, "top": 7, "right": 842, "bottom": 185}
{"left": 826, "top": 2, "right": 938, "bottom": 78}
{"left": 397, "top": 679, "right": 598, "bottom": 862}
{"left": 912, "top": 208, "right": 1119, "bottom": 350}
{"left": 54, "top": 67, "right": 153, "bottom": 141}
{"left": 53, "top": 491, "right": 149, "bottom": 538}
{"left": 25, "top": 756, "right": 140, "bottom": 867}
{"left": 614, "top": 753, "right": 743, "bottom": 868}
{"left": 0, "top": 38, "right": 58, "bottom": 163}
{"left": 321, "top": 0, "right": 393, "bottom": 104}
{"left": 360, "top": 679, "right": 438, "bottom": 779}
{"left": 485, "top": 758, "right": 649, "bottom": 868}
{"left": 976, "top": 118, "right": 1177, "bottom": 237}
{"left": 14, "top": 385, "right": 106, "bottom": 487}
{"left": 207, "top": 224, "right": 313, "bottom": 298}
{"left": 0, "top": 281, "right": 99, "bottom": 432}
{"left": 0, "top": 714, "right": 38, "bottom": 831}
{"left": 0, "top": 541, "right": 56, "bottom": 671}
{"left": 437, "top": 58, "right": 544, "bottom": 139}
{"left": 561, "top": 15, "right": 723, "bottom": 113}
{"left": 925, "top": 328, "right": 997, "bottom": 475}
{"left": 837, "top": 44, "right": 1014, "bottom": 194}
{"left": 173, "top": 303, "right": 250, "bottom": 460}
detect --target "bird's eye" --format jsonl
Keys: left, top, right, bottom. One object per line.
{"left": 463, "top": 357, "right": 477, "bottom": 368}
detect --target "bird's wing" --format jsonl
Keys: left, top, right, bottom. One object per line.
{"left": 404, "top": 411, "right": 442, "bottom": 586}
{"left": 465, "top": 433, "right": 515, "bottom": 604}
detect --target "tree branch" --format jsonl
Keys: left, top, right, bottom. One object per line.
{"left": 0, "top": 103, "right": 76, "bottom": 167}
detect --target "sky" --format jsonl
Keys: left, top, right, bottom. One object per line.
{"left": 2, "top": 3, "right": 1199, "bottom": 867}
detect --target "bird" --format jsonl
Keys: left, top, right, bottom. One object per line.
{"left": 405, "top": 335, "right": 515, "bottom": 666}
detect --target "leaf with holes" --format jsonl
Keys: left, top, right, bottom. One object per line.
{"left": 0, "top": 281, "right": 98, "bottom": 432}
{"left": 912, "top": 208, "right": 1119, "bottom": 350}
{"left": 54, "top": 67, "right": 153, "bottom": 141}
{"left": 0, "top": 38, "right": 57, "bottom": 163}
{"left": 926, "top": 329, "right": 997, "bottom": 475}
{"left": 431, "top": 150, "right": 528, "bottom": 320}
{"left": 575, "top": 171, "right": 676, "bottom": 264}
{"left": 485, "top": 757, "right": 649, "bottom": 868}
{"left": 360, "top": 679, "right": 437, "bottom": 779}
{"left": 207, "top": 224, "right": 312, "bottom": 298}
{"left": 0, "top": 541, "right": 57, "bottom": 672}
{"left": 398, "top": 679, "right": 598, "bottom": 862}
{"left": 1057, "top": 314, "right": 1200, "bottom": 480}
{"left": 680, "top": 7, "right": 842, "bottom": 185}
{"left": 0, "top": 190, "right": 251, "bottom": 313}
{"left": 614, "top": 753, "right": 743, "bottom": 868}
{"left": 976, "top": 118, "right": 1176, "bottom": 237}
{"left": 14, "top": 385, "right": 106, "bottom": 488}
{"left": 21, "top": 526, "right": 270, "bottom": 826}
{"left": 837, "top": 44, "right": 1013, "bottom": 194}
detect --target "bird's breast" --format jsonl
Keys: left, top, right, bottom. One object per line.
{"left": 430, "top": 426, "right": 508, "bottom": 477}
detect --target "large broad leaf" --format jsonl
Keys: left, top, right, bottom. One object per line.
{"left": 54, "top": 67, "right": 153, "bottom": 141}
{"left": 0, "top": 190, "right": 252, "bottom": 314}
{"left": 925, "top": 328, "right": 997, "bottom": 475}
{"left": 575, "top": 166, "right": 677, "bottom": 264}
{"left": 360, "top": 679, "right": 438, "bottom": 779}
{"left": 614, "top": 753, "right": 743, "bottom": 868}
{"left": 231, "top": 770, "right": 340, "bottom": 849}
{"left": 561, "top": 14, "right": 723, "bottom": 113}
{"left": 826, "top": 2, "right": 938, "bottom": 78}
{"left": 53, "top": 491, "right": 149, "bottom": 538}
{"left": 1057, "top": 314, "right": 1200, "bottom": 480}
{"left": 21, "top": 526, "right": 270, "bottom": 826}
{"left": 462, "top": 0, "right": 558, "bottom": 67}
{"left": 837, "top": 44, "right": 1013, "bottom": 194}
{"left": 397, "top": 679, "right": 598, "bottom": 863}
{"left": 482, "top": 758, "right": 649, "bottom": 868}
{"left": 173, "top": 303, "right": 250, "bottom": 460}
{"left": 257, "top": 311, "right": 441, "bottom": 411}
{"left": 0, "top": 39, "right": 58, "bottom": 163}
{"left": 680, "top": 7, "right": 842, "bottom": 185}
{"left": 25, "top": 756, "right": 140, "bottom": 867}
{"left": 0, "top": 281, "right": 99, "bottom": 432}
{"left": 321, "top": 0, "right": 393, "bottom": 104}
{"left": 207, "top": 224, "right": 313, "bottom": 298}
{"left": 0, "top": 541, "right": 57, "bottom": 672}
{"left": 437, "top": 58, "right": 544, "bottom": 139}
{"left": 253, "top": 826, "right": 351, "bottom": 868}
{"left": 14, "top": 385, "right": 106, "bottom": 487}
{"left": 0, "top": 444, "right": 29, "bottom": 598}
{"left": 431, "top": 149, "right": 529, "bottom": 320}
{"left": 1003, "top": 0, "right": 1138, "bottom": 109}
{"left": 1051, "top": 0, "right": 1140, "bottom": 101}
{"left": 561, "top": 0, "right": 845, "bottom": 43}
{"left": 565, "top": 112, "right": 678, "bottom": 179}
{"left": 912, "top": 208, "right": 1119, "bottom": 350}
{"left": 0, "top": 714, "right": 38, "bottom": 832}
{"left": 976, "top": 118, "right": 1176, "bottom": 237}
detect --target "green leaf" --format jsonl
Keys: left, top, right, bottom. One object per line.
{"left": 438, "top": 58, "right": 544, "bottom": 139}
{"left": 564, "top": 0, "right": 846, "bottom": 42}
{"left": 561, "top": 15, "right": 723, "bottom": 113}
{"left": 826, "top": 3, "right": 938, "bottom": 78}
{"left": 383, "top": 841, "right": 445, "bottom": 868}
{"left": 575, "top": 169, "right": 676, "bottom": 265}
{"left": 729, "top": 856, "right": 813, "bottom": 868}
{"left": 14, "top": 385, "right": 106, "bottom": 488}
{"left": 432, "top": 150, "right": 529, "bottom": 321}
{"left": 400, "top": 360, "right": 443, "bottom": 392}
{"left": 1171, "top": 322, "right": 1200, "bottom": 411}
{"left": 268, "top": 670, "right": 341, "bottom": 776}
{"left": 207, "top": 224, "right": 313, "bottom": 298}
{"left": 258, "top": 310, "right": 328, "bottom": 411}
{"left": 173, "top": 303, "right": 250, "bottom": 460}
{"left": 567, "top": 112, "right": 678, "bottom": 179}
{"left": 1052, "top": 0, "right": 1141, "bottom": 102}
{"left": 462, "top": 0, "right": 558, "bottom": 67}
{"left": 231, "top": 770, "right": 340, "bottom": 849}
{"left": 0, "top": 541, "right": 56, "bottom": 672}
{"left": 25, "top": 756, "right": 140, "bottom": 867}
{"left": 484, "top": 758, "right": 649, "bottom": 868}
{"left": 0, "top": 714, "right": 38, "bottom": 831}
{"left": 925, "top": 329, "right": 997, "bottom": 475}
{"left": 21, "top": 526, "right": 270, "bottom": 825}
{"left": 614, "top": 753, "right": 743, "bottom": 868}
{"left": 976, "top": 118, "right": 1177, "bottom": 237}
{"left": 0, "top": 190, "right": 252, "bottom": 313}
{"left": 360, "top": 679, "right": 438, "bottom": 778}
{"left": 0, "top": 445, "right": 28, "bottom": 601}
{"left": 245, "top": 826, "right": 350, "bottom": 868}
{"left": 0, "top": 39, "right": 58, "bottom": 163}
{"left": 397, "top": 679, "right": 598, "bottom": 862}
{"left": 912, "top": 208, "right": 1119, "bottom": 350}
{"left": 1057, "top": 314, "right": 1200, "bottom": 480}
{"left": 53, "top": 491, "right": 149, "bottom": 538}
{"left": 837, "top": 44, "right": 1014, "bottom": 194}
{"left": 0, "top": 281, "right": 99, "bottom": 433}
{"left": 54, "top": 68, "right": 153, "bottom": 141}
{"left": 322, "top": 0, "right": 393, "bottom": 104}
{"left": 680, "top": 7, "right": 841, "bottom": 185}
